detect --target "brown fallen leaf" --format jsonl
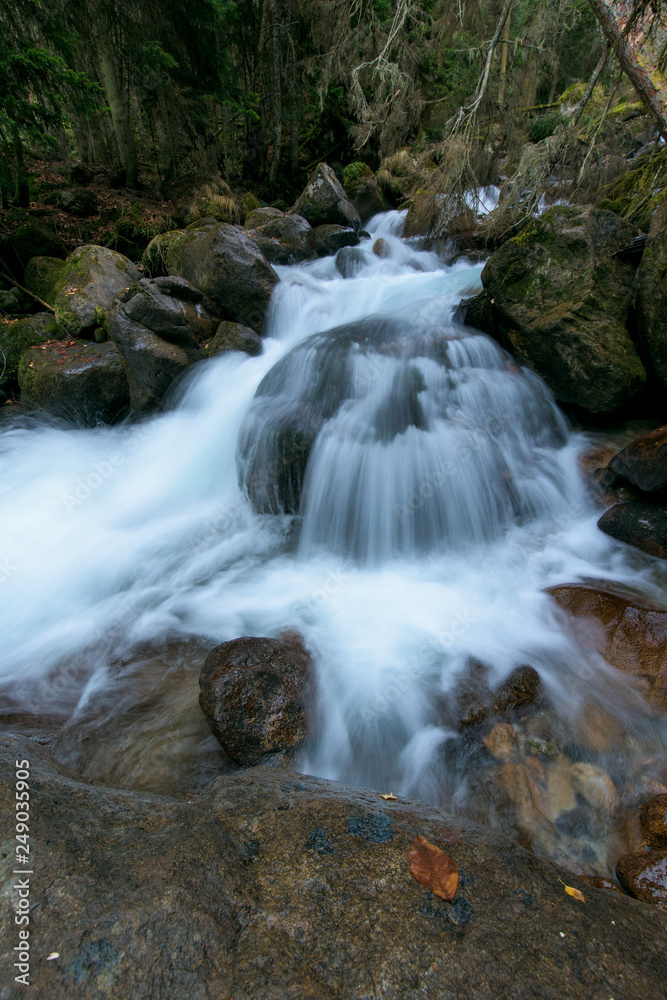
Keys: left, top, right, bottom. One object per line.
{"left": 409, "top": 835, "right": 458, "bottom": 901}
{"left": 560, "top": 880, "right": 586, "bottom": 905}
{"left": 381, "top": 793, "right": 397, "bottom": 801}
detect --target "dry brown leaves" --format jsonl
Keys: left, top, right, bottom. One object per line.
{"left": 409, "top": 835, "right": 458, "bottom": 901}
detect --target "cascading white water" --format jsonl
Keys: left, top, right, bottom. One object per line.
{"left": 1, "top": 211, "right": 665, "bottom": 871}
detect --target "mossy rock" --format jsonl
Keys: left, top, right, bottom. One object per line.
{"left": 7, "top": 220, "right": 67, "bottom": 273}
{"left": 44, "top": 188, "right": 99, "bottom": 218}
{"left": 292, "top": 164, "right": 361, "bottom": 231}
{"left": 204, "top": 321, "right": 262, "bottom": 357}
{"left": 18, "top": 339, "right": 129, "bottom": 423}
{"left": 477, "top": 205, "right": 646, "bottom": 413}
{"left": 142, "top": 226, "right": 213, "bottom": 278}
{"left": 343, "top": 170, "right": 388, "bottom": 224}
{"left": 143, "top": 223, "right": 278, "bottom": 332}
{"left": 23, "top": 257, "right": 66, "bottom": 307}
{"left": 53, "top": 245, "right": 141, "bottom": 338}
{"left": 381, "top": 149, "right": 416, "bottom": 178}
{"left": 0, "top": 313, "right": 64, "bottom": 383}
{"left": 245, "top": 207, "right": 285, "bottom": 230}
{"left": 342, "top": 162, "right": 373, "bottom": 189}
{"left": 239, "top": 192, "right": 262, "bottom": 221}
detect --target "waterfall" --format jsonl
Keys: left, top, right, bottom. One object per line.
{"left": 1, "top": 213, "right": 665, "bottom": 870}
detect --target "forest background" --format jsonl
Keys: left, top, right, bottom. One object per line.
{"left": 1, "top": 0, "right": 666, "bottom": 249}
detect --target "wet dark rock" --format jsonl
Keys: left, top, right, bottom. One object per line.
{"left": 310, "top": 224, "right": 359, "bottom": 257}
{"left": 579, "top": 444, "right": 634, "bottom": 507}
{"left": 456, "top": 661, "right": 541, "bottom": 730}
{"left": 109, "top": 276, "right": 219, "bottom": 415}
{"left": 636, "top": 200, "right": 667, "bottom": 392}
{"left": 607, "top": 425, "right": 667, "bottom": 496}
{"left": 3, "top": 732, "right": 667, "bottom": 1000}
{"left": 494, "top": 665, "right": 541, "bottom": 714}
{"left": 293, "top": 162, "right": 361, "bottom": 231}
{"left": 598, "top": 501, "right": 667, "bottom": 561}
{"left": 373, "top": 237, "right": 391, "bottom": 258}
{"left": 142, "top": 222, "right": 278, "bottom": 332}
{"left": 238, "top": 318, "right": 407, "bottom": 514}
{"left": 547, "top": 583, "right": 667, "bottom": 710}
{"left": 616, "top": 849, "right": 667, "bottom": 908}
{"left": 199, "top": 633, "right": 311, "bottom": 766}
{"left": 335, "top": 245, "right": 366, "bottom": 278}
{"left": 465, "top": 206, "right": 645, "bottom": 413}
{"left": 204, "top": 320, "right": 262, "bottom": 357}
{"left": 640, "top": 793, "right": 667, "bottom": 847}
{"left": 18, "top": 340, "right": 129, "bottom": 423}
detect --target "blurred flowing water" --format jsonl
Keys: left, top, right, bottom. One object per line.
{"left": 1, "top": 211, "right": 665, "bottom": 873}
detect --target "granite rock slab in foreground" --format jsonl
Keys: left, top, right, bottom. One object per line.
{"left": 1, "top": 734, "right": 666, "bottom": 1000}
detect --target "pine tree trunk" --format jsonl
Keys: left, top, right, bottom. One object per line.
{"left": 587, "top": 0, "right": 667, "bottom": 139}
{"left": 498, "top": 8, "right": 511, "bottom": 104}
{"left": 99, "top": 48, "right": 139, "bottom": 186}
{"left": 268, "top": 0, "right": 283, "bottom": 185}
{"left": 12, "top": 128, "right": 30, "bottom": 208}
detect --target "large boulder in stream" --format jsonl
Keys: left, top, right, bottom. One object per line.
{"left": 0, "top": 312, "right": 63, "bottom": 383}
{"left": 598, "top": 501, "right": 667, "bottom": 561}
{"left": 203, "top": 320, "right": 262, "bottom": 357}
{"left": 199, "top": 633, "right": 311, "bottom": 765}
{"left": 18, "top": 339, "right": 129, "bottom": 423}
{"left": 547, "top": 584, "right": 667, "bottom": 710}
{"left": 109, "top": 276, "right": 220, "bottom": 415}
{"left": 343, "top": 164, "right": 389, "bottom": 222}
{"left": 464, "top": 206, "right": 646, "bottom": 413}
{"left": 636, "top": 201, "right": 667, "bottom": 392}
{"left": 238, "top": 315, "right": 568, "bottom": 531}
{"left": 245, "top": 213, "right": 317, "bottom": 265}
{"left": 605, "top": 425, "right": 667, "bottom": 496}
{"left": 245, "top": 215, "right": 360, "bottom": 265}
{"left": 142, "top": 221, "right": 278, "bottom": 333}
{"left": 2, "top": 731, "right": 667, "bottom": 1000}
{"left": 293, "top": 162, "right": 362, "bottom": 231}
{"left": 53, "top": 245, "right": 141, "bottom": 339}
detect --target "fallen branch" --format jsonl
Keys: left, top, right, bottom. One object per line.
{"left": 0, "top": 269, "right": 55, "bottom": 313}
